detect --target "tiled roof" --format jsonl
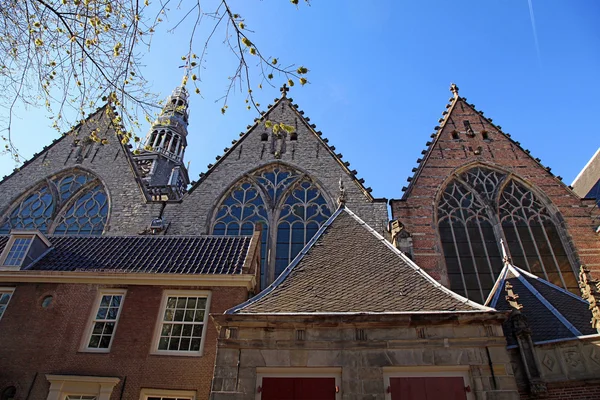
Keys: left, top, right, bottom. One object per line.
{"left": 0, "top": 235, "right": 253, "bottom": 275}
{"left": 229, "top": 207, "right": 493, "bottom": 314}
{"left": 486, "top": 263, "right": 596, "bottom": 346}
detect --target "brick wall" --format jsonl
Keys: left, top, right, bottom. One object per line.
{"left": 391, "top": 97, "right": 600, "bottom": 285}
{"left": 519, "top": 381, "right": 600, "bottom": 399}
{"left": 0, "top": 282, "right": 249, "bottom": 400}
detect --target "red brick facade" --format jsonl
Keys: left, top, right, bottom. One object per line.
{"left": 519, "top": 381, "right": 600, "bottom": 400}
{"left": 390, "top": 95, "right": 600, "bottom": 286}
{"left": 0, "top": 282, "right": 248, "bottom": 400}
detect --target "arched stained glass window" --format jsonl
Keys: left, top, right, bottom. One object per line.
{"left": 53, "top": 172, "right": 90, "bottom": 202}
{"left": 437, "top": 166, "right": 578, "bottom": 304}
{"left": 499, "top": 180, "right": 579, "bottom": 293}
{"left": 276, "top": 180, "right": 332, "bottom": 277}
{"left": 253, "top": 166, "right": 299, "bottom": 205}
{"left": 213, "top": 181, "right": 269, "bottom": 280}
{"left": 211, "top": 164, "right": 332, "bottom": 287}
{"left": 0, "top": 185, "right": 55, "bottom": 233}
{"left": 0, "top": 170, "right": 109, "bottom": 235}
{"left": 438, "top": 181, "right": 503, "bottom": 302}
{"left": 54, "top": 185, "right": 109, "bottom": 235}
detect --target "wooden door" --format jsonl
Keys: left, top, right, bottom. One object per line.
{"left": 261, "top": 377, "right": 336, "bottom": 400}
{"left": 390, "top": 377, "right": 467, "bottom": 400}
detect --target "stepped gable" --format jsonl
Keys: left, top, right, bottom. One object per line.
{"left": 0, "top": 234, "right": 254, "bottom": 275}
{"left": 486, "top": 262, "right": 596, "bottom": 346}
{"left": 186, "top": 86, "right": 382, "bottom": 202}
{"left": 228, "top": 206, "right": 493, "bottom": 314}
{"left": 399, "top": 84, "right": 574, "bottom": 200}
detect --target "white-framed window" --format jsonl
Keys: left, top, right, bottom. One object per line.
{"left": 45, "top": 375, "right": 120, "bottom": 400}
{"left": 81, "top": 289, "right": 126, "bottom": 352}
{"left": 139, "top": 388, "right": 196, "bottom": 400}
{"left": 383, "top": 366, "right": 475, "bottom": 400}
{"left": 151, "top": 290, "right": 211, "bottom": 356}
{"left": 0, "top": 288, "right": 15, "bottom": 321}
{"left": 3, "top": 237, "right": 32, "bottom": 266}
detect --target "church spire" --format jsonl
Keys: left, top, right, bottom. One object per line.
{"left": 142, "top": 84, "right": 190, "bottom": 162}
{"left": 133, "top": 81, "right": 191, "bottom": 201}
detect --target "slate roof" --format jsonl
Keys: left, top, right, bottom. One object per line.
{"left": 229, "top": 207, "right": 493, "bottom": 314}
{"left": 0, "top": 235, "right": 253, "bottom": 275}
{"left": 485, "top": 262, "right": 596, "bottom": 346}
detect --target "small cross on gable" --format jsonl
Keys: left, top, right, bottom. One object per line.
{"left": 280, "top": 83, "right": 289, "bottom": 97}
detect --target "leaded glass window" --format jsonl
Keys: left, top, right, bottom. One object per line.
{"left": 499, "top": 180, "right": 579, "bottom": 293}
{"left": 437, "top": 166, "right": 578, "bottom": 303}
{"left": 0, "top": 170, "right": 109, "bottom": 235}
{"left": 54, "top": 185, "right": 109, "bottom": 235}
{"left": 211, "top": 164, "right": 332, "bottom": 286}
{"left": 276, "top": 179, "right": 332, "bottom": 277}
{"left": 0, "top": 185, "right": 54, "bottom": 233}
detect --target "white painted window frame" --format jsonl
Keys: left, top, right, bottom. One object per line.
{"left": 0, "top": 287, "right": 15, "bottom": 321}
{"left": 255, "top": 367, "right": 342, "bottom": 400}
{"left": 138, "top": 388, "right": 196, "bottom": 400}
{"left": 80, "top": 289, "right": 127, "bottom": 353}
{"left": 45, "top": 375, "right": 120, "bottom": 400}
{"left": 151, "top": 289, "right": 212, "bottom": 356}
{"left": 0, "top": 235, "right": 34, "bottom": 270}
{"left": 383, "top": 366, "right": 475, "bottom": 400}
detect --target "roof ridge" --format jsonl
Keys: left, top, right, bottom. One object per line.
{"left": 512, "top": 266, "right": 583, "bottom": 337}
{"left": 226, "top": 206, "right": 346, "bottom": 314}
{"left": 341, "top": 207, "right": 494, "bottom": 312}
{"left": 491, "top": 263, "right": 584, "bottom": 337}
{"left": 228, "top": 206, "right": 493, "bottom": 315}
{"left": 485, "top": 263, "right": 510, "bottom": 307}
{"left": 512, "top": 264, "right": 588, "bottom": 304}
{"left": 186, "top": 95, "right": 289, "bottom": 193}
{"left": 185, "top": 95, "right": 384, "bottom": 202}
{"left": 0, "top": 105, "right": 110, "bottom": 186}
{"left": 399, "top": 90, "right": 459, "bottom": 200}
{"left": 398, "top": 87, "right": 578, "bottom": 201}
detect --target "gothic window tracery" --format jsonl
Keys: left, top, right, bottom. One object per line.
{"left": 211, "top": 164, "right": 332, "bottom": 286}
{"left": 437, "top": 166, "right": 577, "bottom": 303}
{"left": 0, "top": 170, "right": 109, "bottom": 235}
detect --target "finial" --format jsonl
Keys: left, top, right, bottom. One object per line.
{"left": 337, "top": 177, "right": 346, "bottom": 207}
{"left": 500, "top": 239, "right": 511, "bottom": 266}
{"left": 280, "top": 83, "right": 290, "bottom": 97}
{"left": 450, "top": 83, "right": 459, "bottom": 97}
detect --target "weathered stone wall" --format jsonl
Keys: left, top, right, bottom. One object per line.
{"left": 211, "top": 317, "right": 519, "bottom": 400}
{"left": 0, "top": 107, "right": 162, "bottom": 236}
{"left": 510, "top": 336, "right": 600, "bottom": 395}
{"left": 163, "top": 97, "right": 389, "bottom": 236}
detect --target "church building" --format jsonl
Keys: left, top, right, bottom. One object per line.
{"left": 0, "top": 83, "right": 599, "bottom": 400}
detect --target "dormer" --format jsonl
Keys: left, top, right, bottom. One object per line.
{"left": 0, "top": 230, "right": 52, "bottom": 270}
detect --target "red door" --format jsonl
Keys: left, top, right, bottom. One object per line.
{"left": 390, "top": 377, "right": 467, "bottom": 400}
{"left": 261, "top": 377, "right": 336, "bottom": 400}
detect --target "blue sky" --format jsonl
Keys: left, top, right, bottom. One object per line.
{"left": 2, "top": 0, "right": 599, "bottom": 201}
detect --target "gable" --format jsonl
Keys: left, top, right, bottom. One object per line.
{"left": 230, "top": 207, "right": 492, "bottom": 314}
{"left": 0, "top": 107, "right": 163, "bottom": 235}
{"left": 163, "top": 94, "right": 388, "bottom": 236}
